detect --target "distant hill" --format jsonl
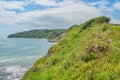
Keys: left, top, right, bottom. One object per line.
{"left": 22, "top": 16, "right": 120, "bottom": 80}
{"left": 113, "top": 24, "right": 120, "bottom": 26}
{"left": 8, "top": 29, "right": 67, "bottom": 41}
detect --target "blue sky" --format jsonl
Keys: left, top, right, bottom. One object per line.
{"left": 0, "top": 0, "right": 120, "bottom": 36}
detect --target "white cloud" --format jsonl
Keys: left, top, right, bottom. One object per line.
{"left": 0, "top": 1, "right": 26, "bottom": 10}
{"left": 114, "top": 2, "right": 120, "bottom": 10}
{"left": 0, "top": 1, "right": 102, "bottom": 29}
{"left": 1, "top": 0, "right": 119, "bottom": 32}
{"left": 112, "top": 18, "right": 120, "bottom": 24}
{"left": 12, "top": 1, "right": 102, "bottom": 29}
{"left": 87, "top": 0, "right": 113, "bottom": 12}
{"left": 30, "top": 0, "right": 79, "bottom": 7}
{"left": 30, "top": 0, "right": 57, "bottom": 6}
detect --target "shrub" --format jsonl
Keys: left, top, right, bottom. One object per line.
{"left": 32, "top": 67, "right": 40, "bottom": 72}
{"left": 83, "top": 53, "right": 99, "bottom": 62}
{"left": 50, "top": 58, "right": 58, "bottom": 65}
{"left": 86, "top": 43, "right": 109, "bottom": 54}
{"left": 63, "top": 60, "right": 70, "bottom": 70}
{"left": 83, "top": 19, "right": 94, "bottom": 29}
{"left": 83, "top": 16, "right": 111, "bottom": 29}
{"left": 102, "top": 25, "right": 108, "bottom": 32}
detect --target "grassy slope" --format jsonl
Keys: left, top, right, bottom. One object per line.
{"left": 22, "top": 17, "right": 120, "bottom": 80}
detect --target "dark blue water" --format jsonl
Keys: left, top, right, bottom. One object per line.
{"left": 0, "top": 38, "right": 54, "bottom": 80}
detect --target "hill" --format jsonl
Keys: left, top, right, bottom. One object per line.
{"left": 22, "top": 16, "right": 120, "bottom": 80}
{"left": 8, "top": 29, "right": 66, "bottom": 41}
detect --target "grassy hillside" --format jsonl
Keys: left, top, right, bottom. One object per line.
{"left": 22, "top": 16, "right": 120, "bottom": 80}
{"left": 8, "top": 29, "right": 66, "bottom": 40}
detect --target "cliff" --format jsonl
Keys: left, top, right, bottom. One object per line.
{"left": 22, "top": 16, "right": 120, "bottom": 80}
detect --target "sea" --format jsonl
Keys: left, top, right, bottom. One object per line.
{"left": 0, "top": 38, "right": 54, "bottom": 80}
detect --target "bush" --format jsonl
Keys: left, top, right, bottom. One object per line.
{"left": 86, "top": 43, "right": 109, "bottom": 54}
{"left": 102, "top": 25, "right": 108, "bottom": 32}
{"left": 83, "top": 16, "right": 111, "bottom": 29}
{"left": 83, "top": 53, "right": 99, "bottom": 62}
{"left": 63, "top": 60, "right": 70, "bottom": 70}
{"left": 50, "top": 58, "right": 58, "bottom": 65}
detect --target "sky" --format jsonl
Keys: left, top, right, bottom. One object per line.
{"left": 0, "top": 0, "right": 120, "bottom": 36}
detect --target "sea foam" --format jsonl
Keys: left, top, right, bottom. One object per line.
{"left": 4, "top": 66, "right": 27, "bottom": 80}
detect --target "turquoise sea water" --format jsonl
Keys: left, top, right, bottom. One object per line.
{"left": 0, "top": 38, "right": 54, "bottom": 80}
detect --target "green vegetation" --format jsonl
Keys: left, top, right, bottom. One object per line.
{"left": 22, "top": 16, "right": 120, "bottom": 80}
{"left": 114, "top": 24, "right": 120, "bottom": 26}
{"left": 8, "top": 29, "right": 66, "bottom": 40}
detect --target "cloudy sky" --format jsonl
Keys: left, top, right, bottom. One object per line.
{"left": 0, "top": 0, "right": 120, "bottom": 36}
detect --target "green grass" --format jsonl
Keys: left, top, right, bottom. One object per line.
{"left": 22, "top": 16, "right": 120, "bottom": 80}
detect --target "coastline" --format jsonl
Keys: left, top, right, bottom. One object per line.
{"left": 8, "top": 37, "right": 58, "bottom": 42}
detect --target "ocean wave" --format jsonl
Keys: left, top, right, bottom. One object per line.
{"left": 0, "top": 42, "right": 13, "bottom": 48}
{"left": 3, "top": 66, "right": 27, "bottom": 80}
{"left": 0, "top": 55, "right": 40, "bottom": 63}
{"left": 0, "top": 56, "right": 41, "bottom": 80}
{"left": 1, "top": 43, "right": 13, "bottom": 47}
{"left": 20, "top": 46, "right": 36, "bottom": 50}
{"left": 0, "top": 42, "right": 6, "bottom": 45}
